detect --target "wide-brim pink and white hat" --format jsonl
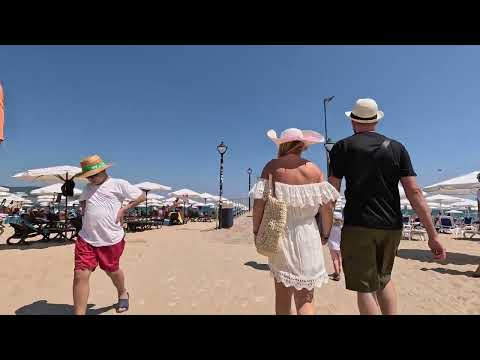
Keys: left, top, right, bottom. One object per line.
{"left": 266, "top": 128, "right": 325, "bottom": 146}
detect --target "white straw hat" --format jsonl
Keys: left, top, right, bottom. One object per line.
{"left": 345, "top": 98, "right": 384, "bottom": 124}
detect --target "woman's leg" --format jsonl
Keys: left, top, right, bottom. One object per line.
{"left": 293, "top": 288, "right": 315, "bottom": 315}
{"left": 274, "top": 280, "right": 294, "bottom": 315}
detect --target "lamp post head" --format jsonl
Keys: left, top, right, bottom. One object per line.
{"left": 325, "top": 138, "right": 336, "bottom": 152}
{"left": 217, "top": 141, "right": 228, "bottom": 155}
{"left": 247, "top": 168, "right": 252, "bottom": 175}
{"left": 324, "top": 95, "right": 335, "bottom": 103}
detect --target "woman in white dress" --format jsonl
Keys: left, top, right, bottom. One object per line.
{"left": 252, "top": 128, "right": 339, "bottom": 315}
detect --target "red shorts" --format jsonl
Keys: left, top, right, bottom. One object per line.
{"left": 74, "top": 237, "right": 125, "bottom": 273}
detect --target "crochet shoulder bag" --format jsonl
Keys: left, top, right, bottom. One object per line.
{"left": 255, "top": 174, "right": 287, "bottom": 256}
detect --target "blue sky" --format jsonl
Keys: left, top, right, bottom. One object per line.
{"left": 0, "top": 45, "right": 478, "bottom": 199}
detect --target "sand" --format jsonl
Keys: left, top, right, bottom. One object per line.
{"left": 1, "top": 215, "right": 479, "bottom": 315}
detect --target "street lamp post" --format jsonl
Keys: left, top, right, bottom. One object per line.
{"left": 323, "top": 96, "right": 335, "bottom": 176}
{"left": 217, "top": 141, "right": 228, "bottom": 229}
{"left": 247, "top": 168, "right": 252, "bottom": 212}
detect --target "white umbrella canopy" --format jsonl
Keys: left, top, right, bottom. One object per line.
{"left": 446, "top": 210, "right": 463, "bottom": 214}
{"left": 31, "top": 183, "right": 82, "bottom": 196}
{"left": 195, "top": 192, "right": 217, "bottom": 204}
{"left": 424, "top": 194, "right": 466, "bottom": 204}
{"left": 134, "top": 182, "right": 172, "bottom": 192}
{"left": 450, "top": 199, "right": 477, "bottom": 208}
{"left": 169, "top": 188, "right": 201, "bottom": 197}
{"left": 424, "top": 171, "right": 480, "bottom": 195}
{"left": 0, "top": 186, "right": 9, "bottom": 192}
{"left": 147, "top": 193, "right": 165, "bottom": 200}
{"left": 163, "top": 197, "right": 184, "bottom": 203}
{"left": 12, "top": 165, "right": 84, "bottom": 183}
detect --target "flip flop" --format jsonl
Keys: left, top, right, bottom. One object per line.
{"left": 472, "top": 273, "right": 480, "bottom": 278}
{"left": 329, "top": 273, "right": 341, "bottom": 281}
{"left": 116, "top": 292, "right": 130, "bottom": 313}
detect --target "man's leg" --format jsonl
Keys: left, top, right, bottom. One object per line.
{"left": 73, "top": 269, "right": 92, "bottom": 315}
{"left": 357, "top": 292, "right": 380, "bottom": 315}
{"left": 375, "top": 280, "right": 397, "bottom": 315}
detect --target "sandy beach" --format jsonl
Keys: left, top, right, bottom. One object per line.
{"left": 0, "top": 214, "right": 479, "bottom": 315}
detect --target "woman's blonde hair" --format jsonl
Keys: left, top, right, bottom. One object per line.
{"left": 277, "top": 141, "right": 306, "bottom": 158}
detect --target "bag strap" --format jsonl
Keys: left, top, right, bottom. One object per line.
{"left": 262, "top": 174, "right": 275, "bottom": 200}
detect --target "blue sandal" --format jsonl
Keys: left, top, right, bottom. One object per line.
{"left": 116, "top": 292, "right": 130, "bottom": 313}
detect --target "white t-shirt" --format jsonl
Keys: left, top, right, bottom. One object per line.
{"left": 328, "top": 224, "right": 342, "bottom": 251}
{"left": 79, "top": 178, "right": 143, "bottom": 247}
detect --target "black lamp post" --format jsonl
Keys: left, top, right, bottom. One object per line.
{"left": 323, "top": 96, "right": 335, "bottom": 176}
{"left": 325, "top": 138, "right": 336, "bottom": 177}
{"left": 476, "top": 173, "right": 480, "bottom": 222}
{"left": 217, "top": 141, "right": 228, "bottom": 229}
{"left": 247, "top": 168, "right": 252, "bottom": 212}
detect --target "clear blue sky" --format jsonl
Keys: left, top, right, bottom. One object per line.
{"left": 0, "top": 45, "right": 478, "bottom": 198}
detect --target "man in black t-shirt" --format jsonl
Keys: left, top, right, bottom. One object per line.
{"left": 328, "top": 98, "right": 446, "bottom": 315}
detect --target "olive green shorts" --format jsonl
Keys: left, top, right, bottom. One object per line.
{"left": 340, "top": 226, "right": 402, "bottom": 293}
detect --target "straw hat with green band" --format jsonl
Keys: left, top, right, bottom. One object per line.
{"left": 78, "top": 154, "right": 112, "bottom": 178}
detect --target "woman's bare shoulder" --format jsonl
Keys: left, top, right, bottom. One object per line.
{"left": 301, "top": 159, "right": 325, "bottom": 182}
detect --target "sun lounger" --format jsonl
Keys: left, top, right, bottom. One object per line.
{"left": 6, "top": 214, "right": 77, "bottom": 245}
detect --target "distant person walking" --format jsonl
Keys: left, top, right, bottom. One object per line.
{"left": 252, "top": 128, "right": 339, "bottom": 315}
{"left": 328, "top": 98, "right": 446, "bottom": 315}
{"left": 73, "top": 155, "right": 146, "bottom": 315}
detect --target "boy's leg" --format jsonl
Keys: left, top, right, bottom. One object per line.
{"left": 73, "top": 237, "right": 97, "bottom": 315}
{"left": 98, "top": 239, "right": 128, "bottom": 312}
{"left": 73, "top": 269, "right": 92, "bottom": 315}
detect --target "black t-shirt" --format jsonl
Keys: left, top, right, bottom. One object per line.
{"left": 329, "top": 132, "right": 417, "bottom": 230}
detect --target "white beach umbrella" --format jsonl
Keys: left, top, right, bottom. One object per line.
{"left": 135, "top": 182, "right": 171, "bottom": 192}
{"left": 450, "top": 199, "right": 477, "bottom": 208}
{"left": 31, "top": 183, "right": 82, "bottom": 196}
{"left": 446, "top": 210, "right": 463, "bottom": 215}
{"left": 12, "top": 165, "right": 83, "bottom": 183}
{"left": 425, "top": 194, "right": 466, "bottom": 204}
{"left": 0, "top": 186, "right": 9, "bottom": 192}
{"left": 424, "top": 171, "right": 480, "bottom": 195}
{"left": 135, "top": 182, "right": 171, "bottom": 215}
{"left": 169, "top": 189, "right": 201, "bottom": 197}
{"left": 195, "top": 192, "right": 216, "bottom": 204}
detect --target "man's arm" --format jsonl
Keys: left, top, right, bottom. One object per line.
{"left": 80, "top": 200, "right": 86, "bottom": 216}
{"left": 401, "top": 176, "right": 446, "bottom": 260}
{"left": 116, "top": 192, "right": 147, "bottom": 224}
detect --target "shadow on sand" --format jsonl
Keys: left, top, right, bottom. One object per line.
{"left": 244, "top": 261, "right": 270, "bottom": 271}
{"left": 15, "top": 300, "right": 115, "bottom": 315}
{"left": 397, "top": 249, "right": 479, "bottom": 266}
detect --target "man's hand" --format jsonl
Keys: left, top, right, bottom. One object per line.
{"left": 116, "top": 207, "right": 127, "bottom": 225}
{"left": 428, "top": 234, "right": 446, "bottom": 261}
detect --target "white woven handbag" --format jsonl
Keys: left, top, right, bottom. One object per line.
{"left": 255, "top": 174, "right": 287, "bottom": 257}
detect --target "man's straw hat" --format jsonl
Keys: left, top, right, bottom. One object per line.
{"left": 78, "top": 154, "right": 112, "bottom": 178}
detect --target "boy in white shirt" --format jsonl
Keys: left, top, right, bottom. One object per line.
{"left": 73, "top": 155, "right": 146, "bottom": 315}
{"left": 328, "top": 211, "right": 343, "bottom": 281}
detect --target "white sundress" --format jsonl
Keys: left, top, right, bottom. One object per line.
{"left": 251, "top": 179, "right": 340, "bottom": 290}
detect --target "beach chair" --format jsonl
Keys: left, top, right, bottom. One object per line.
{"left": 437, "top": 216, "right": 460, "bottom": 235}
{"left": 402, "top": 224, "right": 412, "bottom": 240}
{"left": 6, "top": 214, "right": 76, "bottom": 245}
